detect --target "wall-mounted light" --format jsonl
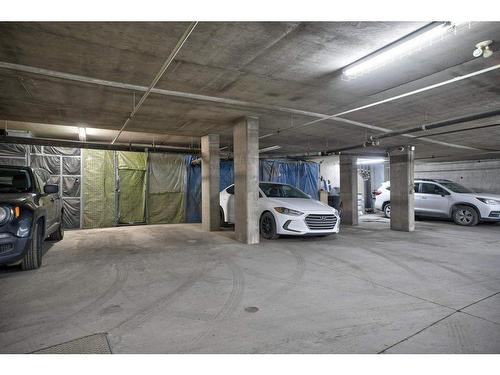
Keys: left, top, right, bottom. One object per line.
{"left": 356, "top": 158, "right": 386, "bottom": 165}
{"left": 343, "top": 22, "right": 467, "bottom": 79}
{"left": 78, "top": 127, "right": 86, "bottom": 142}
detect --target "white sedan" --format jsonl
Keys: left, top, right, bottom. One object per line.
{"left": 220, "top": 182, "right": 340, "bottom": 239}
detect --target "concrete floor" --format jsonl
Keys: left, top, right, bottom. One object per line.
{"left": 1, "top": 215, "right": 499, "bottom": 354}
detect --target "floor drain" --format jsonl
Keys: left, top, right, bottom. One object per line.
{"left": 245, "top": 306, "right": 259, "bottom": 313}
{"left": 32, "top": 333, "right": 112, "bottom": 354}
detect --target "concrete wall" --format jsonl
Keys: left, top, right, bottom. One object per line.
{"left": 415, "top": 159, "right": 500, "bottom": 194}
{"left": 310, "top": 155, "right": 340, "bottom": 188}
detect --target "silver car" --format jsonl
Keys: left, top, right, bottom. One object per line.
{"left": 374, "top": 179, "right": 500, "bottom": 226}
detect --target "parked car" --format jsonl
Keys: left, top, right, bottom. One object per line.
{"left": 220, "top": 182, "right": 340, "bottom": 239}
{"left": 0, "top": 166, "right": 64, "bottom": 270}
{"left": 374, "top": 179, "right": 500, "bottom": 226}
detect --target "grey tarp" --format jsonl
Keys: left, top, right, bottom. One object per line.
{"left": 117, "top": 151, "right": 147, "bottom": 224}
{"left": 31, "top": 155, "right": 61, "bottom": 175}
{"left": 0, "top": 144, "right": 27, "bottom": 156}
{"left": 63, "top": 176, "right": 81, "bottom": 197}
{"left": 63, "top": 156, "right": 81, "bottom": 175}
{"left": 43, "top": 146, "right": 80, "bottom": 156}
{"left": 0, "top": 157, "right": 26, "bottom": 166}
{"left": 147, "top": 153, "right": 187, "bottom": 224}
{"left": 82, "top": 149, "right": 116, "bottom": 228}
{"left": 63, "top": 199, "right": 81, "bottom": 229}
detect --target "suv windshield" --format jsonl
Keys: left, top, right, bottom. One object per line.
{"left": 260, "top": 183, "right": 309, "bottom": 198}
{"left": 0, "top": 168, "right": 33, "bottom": 193}
{"left": 438, "top": 181, "right": 474, "bottom": 194}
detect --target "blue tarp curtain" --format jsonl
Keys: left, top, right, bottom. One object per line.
{"left": 185, "top": 157, "right": 320, "bottom": 223}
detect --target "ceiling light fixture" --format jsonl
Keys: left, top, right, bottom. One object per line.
{"left": 343, "top": 22, "right": 467, "bottom": 79}
{"left": 78, "top": 127, "right": 86, "bottom": 142}
{"left": 356, "top": 158, "right": 386, "bottom": 165}
{"left": 473, "top": 40, "right": 494, "bottom": 58}
{"left": 259, "top": 145, "right": 282, "bottom": 153}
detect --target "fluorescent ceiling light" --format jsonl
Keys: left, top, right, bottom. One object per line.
{"left": 356, "top": 158, "right": 386, "bottom": 165}
{"left": 78, "top": 127, "right": 86, "bottom": 142}
{"left": 259, "top": 145, "right": 282, "bottom": 153}
{"left": 343, "top": 22, "right": 466, "bottom": 79}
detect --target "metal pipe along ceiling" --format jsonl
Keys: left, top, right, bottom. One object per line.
{"left": 111, "top": 21, "right": 198, "bottom": 144}
{"left": 0, "top": 135, "right": 199, "bottom": 154}
{"left": 324, "top": 109, "right": 500, "bottom": 155}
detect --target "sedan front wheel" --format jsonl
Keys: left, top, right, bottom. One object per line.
{"left": 260, "top": 212, "right": 279, "bottom": 240}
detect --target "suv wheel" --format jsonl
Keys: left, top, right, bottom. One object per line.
{"left": 49, "top": 218, "right": 64, "bottom": 241}
{"left": 21, "top": 222, "right": 43, "bottom": 270}
{"left": 383, "top": 203, "right": 391, "bottom": 219}
{"left": 453, "top": 205, "right": 479, "bottom": 226}
{"left": 260, "top": 212, "right": 279, "bottom": 240}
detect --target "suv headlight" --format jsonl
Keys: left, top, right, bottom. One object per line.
{"left": 274, "top": 207, "right": 304, "bottom": 216}
{"left": 477, "top": 197, "right": 500, "bottom": 205}
{"left": 0, "top": 206, "right": 13, "bottom": 225}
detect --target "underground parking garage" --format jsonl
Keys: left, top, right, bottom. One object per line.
{"left": 1, "top": 19, "right": 500, "bottom": 356}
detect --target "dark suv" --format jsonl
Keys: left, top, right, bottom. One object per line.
{"left": 0, "top": 165, "right": 64, "bottom": 270}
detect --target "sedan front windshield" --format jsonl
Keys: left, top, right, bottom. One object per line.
{"left": 439, "top": 181, "right": 474, "bottom": 193}
{"left": 260, "top": 183, "right": 309, "bottom": 198}
{"left": 0, "top": 168, "right": 33, "bottom": 193}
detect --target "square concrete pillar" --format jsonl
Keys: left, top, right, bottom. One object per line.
{"left": 340, "top": 155, "right": 358, "bottom": 226}
{"left": 201, "top": 134, "right": 220, "bottom": 231}
{"left": 233, "top": 116, "right": 259, "bottom": 244}
{"left": 390, "top": 146, "right": 415, "bottom": 232}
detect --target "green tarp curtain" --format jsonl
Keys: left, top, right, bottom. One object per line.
{"left": 117, "top": 151, "right": 147, "bottom": 224}
{"left": 147, "top": 153, "right": 187, "bottom": 224}
{"left": 82, "top": 149, "right": 116, "bottom": 228}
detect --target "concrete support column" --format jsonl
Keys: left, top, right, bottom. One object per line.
{"left": 390, "top": 146, "right": 415, "bottom": 232}
{"left": 201, "top": 134, "right": 220, "bottom": 231}
{"left": 233, "top": 116, "right": 259, "bottom": 244}
{"left": 340, "top": 155, "right": 358, "bottom": 226}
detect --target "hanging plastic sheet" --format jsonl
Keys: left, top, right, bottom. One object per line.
{"left": 186, "top": 155, "right": 202, "bottom": 223}
{"left": 63, "top": 176, "right": 81, "bottom": 197}
{"left": 30, "top": 145, "right": 42, "bottom": 154}
{"left": 63, "top": 198, "right": 81, "bottom": 229}
{"left": 118, "top": 169, "right": 146, "bottom": 223}
{"left": 43, "top": 146, "right": 80, "bottom": 156}
{"left": 0, "top": 144, "right": 27, "bottom": 156}
{"left": 0, "top": 156, "right": 26, "bottom": 166}
{"left": 62, "top": 156, "right": 81, "bottom": 175}
{"left": 117, "top": 151, "right": 147, "bottom": 171}
{"left": 116, "top": 151, "right": 147, "bottom": 224}
{"left": 82, "top": 149, "right": 116, "bottom": 228}
{"left": 147, "top": 153, "right": 187, "bottom": 224}
{"left": 298, "top": 161, "right": 320, "bottom": 200}
{"left": 30, "top": 155, "right": 61, "bottom": 175}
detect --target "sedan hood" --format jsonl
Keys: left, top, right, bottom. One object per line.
{"left": 267, "top": 197, "right": 334, "bottom": 213}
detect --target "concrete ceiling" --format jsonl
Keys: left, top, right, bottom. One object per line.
{"left": 0, "top": 21, "right": 499, "bottom": 160}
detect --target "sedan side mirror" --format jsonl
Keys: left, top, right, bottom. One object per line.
{"left": 44, "top": 184, "right": 59, "bottom": 194}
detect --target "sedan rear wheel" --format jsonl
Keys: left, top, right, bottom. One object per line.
{"left": 260, "top": 212, "right": 279, "bottom": 240}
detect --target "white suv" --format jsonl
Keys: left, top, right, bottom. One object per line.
{"left": 374, "top": 179, "right": 500, "bottom": 226}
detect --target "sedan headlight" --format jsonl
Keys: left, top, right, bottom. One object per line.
{"left": 477, "top": 197, "right": 500, "bottom": 205}
{"left": 274, "top": 207, "right": 304, "bottom": 216}
{"left": 0, "top": 206, "right": 12, "bottom": 225}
